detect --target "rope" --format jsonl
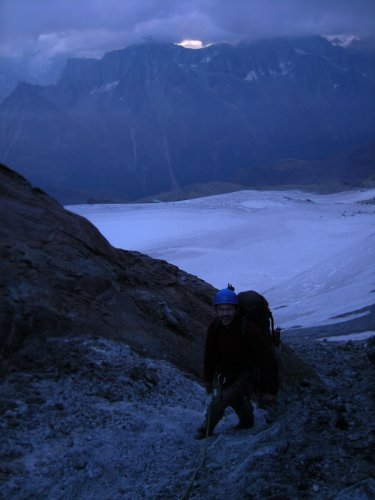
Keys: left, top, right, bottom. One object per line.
{"left": 180, "top": 400, "right": 212, "bottom": 500}
{"left": 180, "top": 381, "right": 253, "bottom": 499}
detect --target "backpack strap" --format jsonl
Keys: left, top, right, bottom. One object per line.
{"left": 241, "top": 313, "right": 281, "bottom": 348}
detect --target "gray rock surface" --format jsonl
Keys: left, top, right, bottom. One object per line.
{"left": 0, "top": 163, "right": 215, "bottom": 378}
{"left": 0, "top": 333, "right": 373, "bottom": 499}
{"left": 334, "top": 478, "right": 375, "bottom": 499}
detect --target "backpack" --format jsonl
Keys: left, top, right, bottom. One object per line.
{"left": 228, "top": 285, "right": 281, "bottom": 347}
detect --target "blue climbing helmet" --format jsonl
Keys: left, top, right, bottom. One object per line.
{"left": 213, "top": 288, "right": 239, "bottom": 306}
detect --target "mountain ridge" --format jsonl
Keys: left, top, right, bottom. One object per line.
{"left": 1, "top": 36, "right": 374, "bottom": 203}
{"left": 0, "top": 162, "right": 215, "bottom": 378}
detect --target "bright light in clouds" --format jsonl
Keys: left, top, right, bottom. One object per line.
{"left": 177, "top": 39, "right": 204, "bottom": 49}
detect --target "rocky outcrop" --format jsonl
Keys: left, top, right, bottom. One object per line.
{"left": 0, "top": 163, "right": 215, "bottom": 377}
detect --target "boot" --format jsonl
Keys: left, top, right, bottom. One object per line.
{"left": 234, "top": 419, "right": 254, "bottom": 430}
{"left": 233, "top": 399, "right": 254, "bottom": 430}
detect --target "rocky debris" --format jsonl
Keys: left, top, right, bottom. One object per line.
{"left": 367, "top": 336, "right": 375, "bottom": 365}
{"left": 276, "top": 341, "right": 323, "bottom": 391}
{"left": 193, "top": 335, "right": 374, "bottom": 499}
{"left": 0, "top": 163, "right": 215, "bottom": 378}
{"left": 0, "top": 333, "right": 374, "bottom": 499}
{"left": 333, "top": 478, "right": 375, "bottom": 499}
{"left": 0, "top": 336, "right": 207, "bottom": 498}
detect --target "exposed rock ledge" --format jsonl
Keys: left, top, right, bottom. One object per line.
{"left": 0, "top": 163, "right": 215, "bottom": 377}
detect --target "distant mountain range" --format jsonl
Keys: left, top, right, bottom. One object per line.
{"left": 0, "top": 55, "right": 66, "bottom": 103}
{"left": 0, "top": 36, "right": 374, "bottom": 203}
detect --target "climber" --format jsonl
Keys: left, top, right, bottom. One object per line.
{"left": 195, "top": 288, "right": 279, "bottom": 439}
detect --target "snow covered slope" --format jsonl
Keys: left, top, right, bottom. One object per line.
{"left": 68, "top": 188, "right": 375, "bottom": 328}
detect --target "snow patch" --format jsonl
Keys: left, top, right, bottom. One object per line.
{"left": 90, "top": 81, "right": 119, "bottom": 94}
{"left": 322, "top": 34, "right": 360, "bottom": 47}
{"left": 294, "top": 48, "right": 311, "bottom": 56}
{"left": 320, "top": 331, "right": 375, "bottom": 342}
{"left": 279, "top": 62, "right": 289, "bottom": 75}
{"left": 269, "top": 62, "right": 291, "bottom": 77}
{"left": 244, "top": 70, "right": 259, "bottom": 82}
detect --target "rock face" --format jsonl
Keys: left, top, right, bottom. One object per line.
{"left": 0, "top": 163, "right": 215, "bottom": 377}
{"left": 236, "top": 140, "right": 375, "bottom": 191}
{"left": 0, "top": 55, "right": 65, "bottom": 103}
{"left": 0, "top": 37, "right": 374, "bottom": 203}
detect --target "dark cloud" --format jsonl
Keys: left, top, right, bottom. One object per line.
{"left": 0, "top": 0, "right": 374, "bottom": 74}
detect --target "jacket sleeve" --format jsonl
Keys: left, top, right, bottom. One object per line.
{"left": 246, "top": 321, "right": 279, "bottom": 395}
{"left": 203, "top": 320, "right": 218, "bottom": 383}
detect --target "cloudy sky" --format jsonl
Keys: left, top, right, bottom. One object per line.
{"left": 1, "top": 0, "right": 374, "bottom": 74}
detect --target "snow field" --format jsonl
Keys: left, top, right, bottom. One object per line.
{"left": 69, "top": 188, "right": 375, "bottom": 328}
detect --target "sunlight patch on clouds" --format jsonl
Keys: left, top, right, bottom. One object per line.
{"left": 177, "top": 39, "right": 206, "bottom": 49}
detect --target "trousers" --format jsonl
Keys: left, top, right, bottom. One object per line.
{"left": 204, "top": 375, "right": 254, "bottom": 434}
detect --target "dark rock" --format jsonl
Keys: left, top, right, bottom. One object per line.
{"left": 333, "top": 478, "right": 375, "bottom": 499}
{"left": 25, "top": 396, "right": 46, "bottom": 405}
{"left": 276, "top": 342, "right": 323, "bottom": 390}
{"left": 366, "top": 337, "right": 375, "bottom": 365}
{"left": 335, "top": 415, "right": 350, "bottom": 430}
{"left": 0, "top": 399, "right": 17, "bottom": 416}
{"left": 0, "top": 163, "right": 215, "bottom": 378}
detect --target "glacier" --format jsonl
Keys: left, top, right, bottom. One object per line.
{"left": 68, "top": 187, "right": 375, "bottom": 329}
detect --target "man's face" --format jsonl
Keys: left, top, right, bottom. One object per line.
{"left": 216, "top": 304, "right": 237, "bottom": 327}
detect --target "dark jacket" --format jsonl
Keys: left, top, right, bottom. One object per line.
{"left": 203, "top": 315, "right": 279, "bottom": 395}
